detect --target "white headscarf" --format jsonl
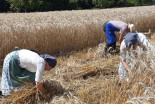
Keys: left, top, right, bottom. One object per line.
{"left": 128, "top": 24, "right": 135, "bottom": 32}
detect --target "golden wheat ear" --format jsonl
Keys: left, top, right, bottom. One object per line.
{"left": 143, "top": 29, "right": 152, "bottom": 39}
{"left": 148, "top": 29, "right": 152, "bottom": 39}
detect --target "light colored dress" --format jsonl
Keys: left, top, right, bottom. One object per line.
{"left": 118, "top": 52, "right": 131, "bottom": 81}
{"left": 119, "top": 33, "right": 154, "bottom": 81}
{"left": 1, "top": 49, "right": 45, "bottom": 96}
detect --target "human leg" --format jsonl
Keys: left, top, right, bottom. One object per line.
{"left": 103, "top": 42, "right": 116, "bottom": 57}
{"left": 103, "top": 23, "right": 117, "bottom": 58}
{"left": 1, "top": 52, "right": 14, "bottom": 96}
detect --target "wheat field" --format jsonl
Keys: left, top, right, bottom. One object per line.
{"left": 0, "top": 6, "right": 155, "bottom": 63}
{"left": 0, "top": 5, "right": 155, "bottom": 104}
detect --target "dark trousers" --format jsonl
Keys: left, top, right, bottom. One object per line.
{"left": 104, "top": 42, "right": 116, "bottom": 53}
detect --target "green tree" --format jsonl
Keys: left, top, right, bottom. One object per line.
{"left": 27, "top": 0, "right": 43, "bottom": 11}
{"left": 7, "top": 0, "right": 43, "bottom": 12}
{"left": 7, "top": 0, "right": 24, "bottom": 12}
{"left": 113, "top": 0, "right": 127, "bottom": 7}
{"left": 68, "top": 0, "right": 78, "bottom": 9}
{"left": 140, "top": 0, "right": 154, "bottom": 5}
{"left": 40, "top": 0, "right": 69, "bottom": 11}
{"left": 77, "top": 0, "right": 93, "bottom": 9}
{"left": 93, "top": 0, "right": 115, "bottom": 8}
{"left": 125, "top": 0, "right": 154, "bottom": 6}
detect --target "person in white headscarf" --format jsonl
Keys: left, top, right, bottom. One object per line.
{"left": 119, "top": 32, "right": 154, "bottom": 81}
{"left": 102, "top": 20, "right": 135, "bottom": 58}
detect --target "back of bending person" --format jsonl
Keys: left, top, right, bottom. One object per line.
{"left": 119, "top": 32, "right": 154, "bottom": 81}
{"left": 1, "top": 48, "right": 57, "bottom": 98}
{"left": 102, "top": 20, "right": 134, "bottom": 58}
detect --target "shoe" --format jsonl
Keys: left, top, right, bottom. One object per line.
{"left": 108, "top": 47, "right": 115, "bottom": 55}
{"left": 102, "top": 53, "right": 108, "bottom": 58}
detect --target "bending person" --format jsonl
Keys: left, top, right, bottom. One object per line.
{"left": 1, "top": 47, "right": 57, "bottom": 98}
{"left": 102, "top": 20, "right": 134, "bottom": 58}
{"left": 119, "top": 32, "right": 154, "bottom": 81}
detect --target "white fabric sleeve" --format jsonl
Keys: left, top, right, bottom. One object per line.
{"left": 120, "top": 25, "right": 127, "bottom": 35}
{"left": 35, "top": 60, "right": 45, "bottom": 82}
{"left": 120, "top": 40, "right": 127, "bottom": 62}
{"left": 137, "top": 33, "right": 154, "bottom": 51}
{"left": 18, "top": 49, "right": 46, "bottom": 82}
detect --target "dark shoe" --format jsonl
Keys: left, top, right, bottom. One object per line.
{"left": 102, "top": 53, "right": 108, "bottom": 58}
{"left": 107, "top": 47, "right": 114, "bottom": 55}
{"left": 0, "top": 91, "right": 3, "bottom": 100}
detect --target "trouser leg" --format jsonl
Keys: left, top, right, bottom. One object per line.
{"left": 111, "top": 42, "right": 116, "bottom": 50}
{"left": 104, "top": 43, "right": 108, "bottom": 53}
{"left": 103, "top": 42, "right": 116, "bottom": 57}
{"left": 103, "top": 42, "right": 116, "bottom": 58}
{"left": 104, "top": 42, "right": 116, "bottom": 53}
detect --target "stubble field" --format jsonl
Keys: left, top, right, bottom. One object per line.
{"left": 0, "top": 6, "right": 155, "bottom": 104}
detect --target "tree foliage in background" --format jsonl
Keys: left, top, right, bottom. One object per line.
{"left": 77, "top": 0, "right": 94, "bottom": 9}
{"left": 40, "top": 0, "right": 69, "bottom": 11}
{"left": 6, "top": 0, "right": 24, "bottom": 12}
{"left": 1, "top": 0, "right": 155, "bottom": 12}
{"left": 93, "top": 0, "right": 115, "bottom": 8}
{"left": 119, "top": 0, "right": 155, "bottom": 6}
{"left": 27, "top": 0, "right": 43, "bottom": 11}
{"left": 125, "top": 0, "right": 147, "bottom": 6}
{"left": 6, "top": 0, "right": 43, "bottom": 12}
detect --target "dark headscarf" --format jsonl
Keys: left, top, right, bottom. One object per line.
{"left": 40, "top": 54, "right": 57, "bottom": 68}
{"left": 124, "top": 33, "right": 138, "bottom": 48}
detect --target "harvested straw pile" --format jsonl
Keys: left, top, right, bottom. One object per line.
{"left": 43, "top": 79, "right": 66, "bottom": 99}
{"left": 0, "top": 84, "right": 36, "bottom": 104}
{"left": 0, "top": 80, "right": 66, "bottom": 104}
{"left": 55, "top": 43, "right": 119, "bottom": 81}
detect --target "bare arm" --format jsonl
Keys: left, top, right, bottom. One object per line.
{"left": 122, "top": 61, "right": 133, "bottom": 79}
{"left": 36, "top": 82, "right": 46, "bottom": 96}
{"left": 119, "top": 34, "right": 124, "bottom": 44}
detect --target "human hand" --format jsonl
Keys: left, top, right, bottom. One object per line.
{"left": 128, "top": 70, "right": 133, "bottom": 80}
